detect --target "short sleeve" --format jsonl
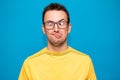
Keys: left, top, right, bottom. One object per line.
{"left": 18, "top": 60, "right": 31, "bottom": 80}
{"left": 87, "top": 58, "right": 97, "bottom": 80}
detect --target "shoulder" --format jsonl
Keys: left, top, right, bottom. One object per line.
{"left": 24, "top": 47, "right": 46, "bottom": 63}
{"left": 69, "top": 47, "right": 92, "bottom": 61}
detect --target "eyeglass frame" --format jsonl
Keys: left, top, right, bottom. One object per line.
{"left": 43, "top": 19, "right": 69, "bottom": 30}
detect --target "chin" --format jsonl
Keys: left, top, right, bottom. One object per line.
{"left": 50, "top": 39, "right": 66, "bottom": 47}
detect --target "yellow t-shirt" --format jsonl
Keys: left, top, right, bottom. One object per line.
{"left": 18, "top": 47, "right": 96, "bottom": 80}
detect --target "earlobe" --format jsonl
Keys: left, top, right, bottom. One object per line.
{"left": 68, "top": 24, "right": 71, "bottom": 34}
{"left": 42, "top": 25, "right": 46, "bottom": 34}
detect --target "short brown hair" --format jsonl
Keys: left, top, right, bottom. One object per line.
{"left": 42, "top": 3, "right": 70, "bottom": 24}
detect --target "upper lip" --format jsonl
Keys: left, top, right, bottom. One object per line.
{"left": 52, "top": 33, "right": 62, "bottom": 38}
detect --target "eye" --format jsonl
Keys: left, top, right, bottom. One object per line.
{"left": 46, "top": 22, "right": 54, "bottom": 26}
{"left": 58, "top": 21, "right": 65, "bottom": 26}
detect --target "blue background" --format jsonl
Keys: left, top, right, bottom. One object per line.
{"left": 0, "top": 0, "right": 120, "bottom": 80}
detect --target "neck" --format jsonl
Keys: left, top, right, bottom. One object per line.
{"left": 47, "top": 42, "right": 68, "bottom": 52}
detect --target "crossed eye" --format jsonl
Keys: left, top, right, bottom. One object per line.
{"left": 44, "top": 19, "right": 68, "bottom": 29}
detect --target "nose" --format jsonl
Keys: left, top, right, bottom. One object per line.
{"left": 53, "top": 24, "right": 59, "bottom": 32}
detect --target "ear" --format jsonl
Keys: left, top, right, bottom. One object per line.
{"left": 42, "top": 25, "right": 46, "bottom": 34}
{"left": 67, "top": 23, "right": 71, "bottom": 34}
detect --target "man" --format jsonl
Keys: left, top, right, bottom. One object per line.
{"left": 18, "top": 3, "right": 96, "bottom": 80}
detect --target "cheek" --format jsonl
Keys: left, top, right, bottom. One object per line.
{"left": 46, "top": 30, "right": 53, "bottom": 37}
{"left": 60, "top": 30, "right": 68, "bottom": 37}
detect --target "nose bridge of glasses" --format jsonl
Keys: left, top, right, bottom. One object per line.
{"left": 54, "top": 22, "right": 59, "bottom": 29}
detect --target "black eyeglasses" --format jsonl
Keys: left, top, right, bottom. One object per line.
{"left": 44, "top": 19, "right": 68, "bottom": 29}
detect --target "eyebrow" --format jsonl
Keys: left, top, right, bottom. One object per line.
{"left": 44, "top": 19, "right": 66, "bottom": 23}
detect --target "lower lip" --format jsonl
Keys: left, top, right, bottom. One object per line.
{"left": 55, "top": 35, "right": 61, "bottom": 39}
{"left": 53, "top": 34, "right": 62, "bottom": 39}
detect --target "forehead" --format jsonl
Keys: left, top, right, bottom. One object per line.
{"left": 44, "top": 10, "right": 67, "bottom": 22}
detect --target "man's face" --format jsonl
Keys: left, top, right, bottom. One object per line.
{"left": 42, "top": 10, "right": 71, "bottom": 47}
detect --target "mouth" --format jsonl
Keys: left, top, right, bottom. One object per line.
{"left": 52, "top": 33, "right": 62, "bottom": 39}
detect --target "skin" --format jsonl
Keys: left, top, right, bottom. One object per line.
{"left": 42, "top": 10, "right": 71, "bottom": 52}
